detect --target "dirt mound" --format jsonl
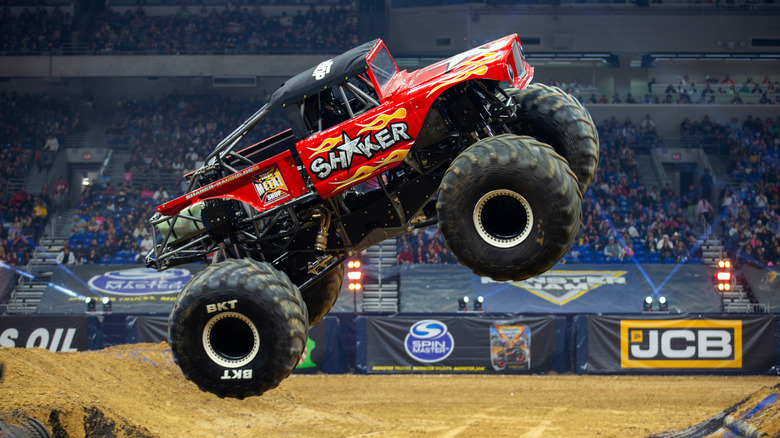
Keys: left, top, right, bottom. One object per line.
{"left": 0, "top": 343, "right": 777, "bottom": 437}
{"left": 651, "top": 382, "right": 780, "bottom": 438}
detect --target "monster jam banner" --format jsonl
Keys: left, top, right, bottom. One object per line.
{"left": 360, "top": 316, "right": 559, "bottom": 374}
{"left": 0, "top": 315, "right": 89, "bottom": 352}
{"left": 579, "top": 315, "right": 775, "bottom": 373}
{"left": 470, "top": 264, "right": 721, "bottom": 314}
{"left": 741, "top": 265, "right": 780, "bottom": 313}
{"left": 36, "top": 264, "right": 207, "bottom": 314}
{"left": 130, "top": 315, "right": 347, "bottom": 374}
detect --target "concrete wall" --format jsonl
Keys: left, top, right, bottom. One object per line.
{"left": 0, "top": 54, "right": 330, "bottom": 78}
{"left": 389, "top": 5, "right": 780, "bottom": 56}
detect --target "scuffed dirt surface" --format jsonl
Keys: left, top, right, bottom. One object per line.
{"left": 0, "top": 343, "right": 778, "bottom": 438}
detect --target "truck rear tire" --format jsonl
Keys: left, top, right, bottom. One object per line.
{"left": 437, "top": 134, "right": 581, "bottom": 281}
{"left": 506, "top": 83, "right": 599, "bottom": 195}
{"left": 168, "top": 259, "right": 308, "bottom": 399}
{"left": 302, "top": 264, "right": 344, "bottom": 326}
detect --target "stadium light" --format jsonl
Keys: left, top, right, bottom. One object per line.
{"left": 102, "top": 297, "right": 112, "bottom": 312}
{"left": 642, "top": 296, "right": 653, "bottom": 312}
{"left": 85, "top": 297, "right": 96, "bottom": 312}
{"left": 658, "top": 296, "right": 668, "bottom": 312}
{"left": 474, "top": 296, "right": 484, "bottom": 312}
{"left": 715, "top": 259, "right": 732, "bottom": 292}
{"left": 458, "top": 296, "right": 469, "bottom": 312}
{"left": 346, "top": 259, "right": 362, "bottom": 291}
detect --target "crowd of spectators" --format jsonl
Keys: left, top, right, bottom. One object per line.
{"left": 0, "top": 5, "right": 72, "bottom": 54}
{"left": 710, "top": 114, "right": 780, "bottom": 268}
{"left": 1, "top": 3, "right": 357, "bottom": 54}
{"left": 91, "top": 4, "right": 358, "bottom": 54}
{"left": 106, "top": 90, "right": 287, "bottom": 192}
{"left": 580, "top": 75, "right": 780, "bottom": 106}
{"left": 57, "top": 182, "right": 158, "bottom": 265}
{"left": 396, "top": 228, "right": 456, "bottom": 266}
{"left": 564, "top": 115, "right": 703, "bottom": 265}
{"left": 0, "top": 92, "right": 86, "bottom": 266}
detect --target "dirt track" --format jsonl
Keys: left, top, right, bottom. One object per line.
{"left": 0, "top": 343, "right": 778, "bottom": 438}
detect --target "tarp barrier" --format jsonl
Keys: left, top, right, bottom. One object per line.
{"left": 37, "top": 264, "right": 206, "bottom": 314}
{"left": 578, "top": 315, "right": 776, "bottom": 374}
{"left": 0, "top": 315, "right": 89, "bottom": 351}
{"left": 0, "top": 265, "right": 16, "bottom": 304}
{"left": 398, "top": 264, "right": 721, "bottom": 314}
{"left": 359, "top": 315, "right": 563, "bottom": 374}
{"left": 104, "top": 314, "right": 347, "bottom": 374}
{"left": 742, "top": 265, "right": 780, "bottom": 313}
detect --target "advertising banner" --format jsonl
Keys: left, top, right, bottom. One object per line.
{"left": 0, "top": 315, "right": 89, "bottom": 352}
{"left": 398, "top": 264, "right": 721, "bottom": 314}
{"left": 37, "top": 264, "right": 207, "bottom": 314}
{"left": 583, "top": 315, "right": 775, "bottom": 373}
{"left": 362, "top": 316, "right": 558, "bottom": 374}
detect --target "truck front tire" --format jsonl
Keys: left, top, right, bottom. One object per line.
{"left": 437, "top": 134, "right": 581, "bottom": 281}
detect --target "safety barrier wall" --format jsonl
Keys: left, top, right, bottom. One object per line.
{"left": 1, "top": 314, "right": 778, "bottom": 375}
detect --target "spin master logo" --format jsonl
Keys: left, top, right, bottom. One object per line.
{"left": 404, "top": 320, "right": 454, "bottom": 363}
{"left": 88, "top": 268, "right": 192, "bottom": 295}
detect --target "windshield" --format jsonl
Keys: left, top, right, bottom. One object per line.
{"left": 370, "top": 46, "right": 398, "bottom": 92}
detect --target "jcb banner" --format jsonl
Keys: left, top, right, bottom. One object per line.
{"left": 584, "top": 316, "right": 774, "bottom": 373}
{"left": 361, "top": 316, "right": 560, "bottom": 374}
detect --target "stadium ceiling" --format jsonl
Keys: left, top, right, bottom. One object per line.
{"left": 642, "top": 52, "right": 780, "bottom": 67}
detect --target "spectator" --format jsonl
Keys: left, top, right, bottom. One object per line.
{"left": 699, "top": 168, "right": 713, "bottom": 201}
{"left": 56, "top": 246, "right": 77, "bottom": 265}
{"left": 603, "top": 236, "right": 622, "bottom": 261}
{"left": 696, "top": 196, "right": 714, "bottom": 233}
{"left": 396, "top": 245, "right": 413, "bottom": 264}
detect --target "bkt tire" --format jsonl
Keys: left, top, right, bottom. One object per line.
{"left": 437, "top": 134, "right": 581, "bottom": 281}
{"left": 302, "top": 264, "right": 344, "bottom": 327}
{"left": 168, "top": 259, "right": 308, "bottom": 399}
{"left": 506, "top": 83, "right": 599, "bottom": 195}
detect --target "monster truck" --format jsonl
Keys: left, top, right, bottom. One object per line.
{"left": 146, "top": 34, "right": 598, "bottom": 398}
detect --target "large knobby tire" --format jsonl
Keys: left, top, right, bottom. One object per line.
{"left": 0, "top": 413, "right": 51, "bottom": 438}
{"left": 506, "top": 83, "right": 599, "bottom": 195}
{"left": 302, "top": 264, "right": 344, "bottom": 327}
{"left": 168, "top": 259, "right": 308, "bottom": 399}
{"left": 437, "top": 134, "right": 581, "bottom": 281}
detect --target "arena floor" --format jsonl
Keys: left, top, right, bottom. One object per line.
{"left": 0, "top": 343, "right": 778, "bottom": 438}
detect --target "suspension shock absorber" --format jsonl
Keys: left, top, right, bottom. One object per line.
{"left": 313, "top": 209, "right": 331, "bottom": 254}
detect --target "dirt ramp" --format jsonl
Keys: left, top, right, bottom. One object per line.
{"left": 650, "top": 383, "right": 780, "bottom": 438}
{"left": 1, "top": 343, "right": 777, "bottom": 437}
{"left": 0, "top": 343, "right": 313, "bottom": 438}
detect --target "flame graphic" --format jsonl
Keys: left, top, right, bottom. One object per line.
{"left": 306, "top": 135, "right": 343, "bottom": 159}
{"left": 427, "top": 52, "right": 497, "bottom": 97}
{"left": 356, "top": 108, "right": 407, "bottom": 135}
{"left": 330, "top": 148, "right": 410, "bottom": 193}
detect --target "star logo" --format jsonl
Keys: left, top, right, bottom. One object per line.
{"left": 336, "top": 131, "right": 366, "bottom": 167}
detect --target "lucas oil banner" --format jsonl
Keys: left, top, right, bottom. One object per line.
{"left": 0, "top": 315, "right": 89, "bottom": 352}
{"left": 360, "top": 316, "right": 560, "bottom": 374}
{"left": 580, "top": 315, "right": 775, "bottom": 373}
